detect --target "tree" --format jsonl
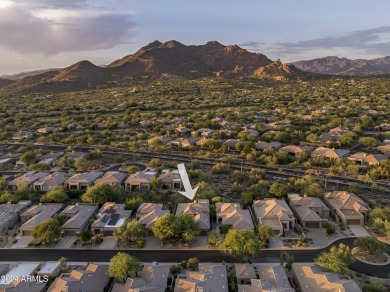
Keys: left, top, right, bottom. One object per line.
{"left": 58, "top": 157, "right": 75, "bottom": 168}
{"left": 212, "top": 163, "right": 231, "bottom": 174}
{"left": 258, "top": 225, "right": 274, "bottom": 248}
{"left": 314, "top": 243, "right": 355, "bottom": 273}
{"left": 81, "top": 184, "right": 122, "bottom": 204}
{"left": 152, "top": 213, "right": 176, "bottom": 243}
{"left": 284, "top": 252, "right": 294, "bottom": 272}
{"left": 306, "top": 133, "right": 318, "bottom": 143}
{"left": 149, "top": 158, "right": 161, "bottom": 167}
{"left": 20, "top": 151, "right": 36, "bottom": 165}
{"left": 114, "top": 219, "right": 145, "bottom": 244}
{"left": 32, "top": 217, "right": 61, "bottom": 245}
{"left": 207, "top": 230, "right": 222, "bottom": 247}
{"left": 174, "top": 214, "right": 200, "bottom": 243}
{"left": 108, "top": 252, "right": 143, "bottom": 282}
{"left": 187, "top": 257, "right": 199, "bottom": 271}
{"left": 125, "top": 195, "right": 143, "bottom": 212}
{"left": 74, "top": 157, "right": 95, "bottom": 171}
{"left": 269, "top": 183, "right": 289, "bottom": 198}
{"left": 360, "top": 137, "right": 379, "bottom": 149}
{"left": 354, "top": 236, "right": 387, "bottom": 255}
{"left": 151, "top": 177, "right": 161, "bottom": 189}
{"left": 127, "top": 166, "right": 140, "bottom": 174}
{"left": 221, "top": 229, "right": 261, "bottom": 260}
{"left": 40, "top": 186, "right": 69, "bottom": 203}
{"left": 326, "top": 223, "right": 335, "bottom": 236}
{"left": 0, "top": 177, "right": 7, "bottom": 191}
{"left": 81, "top": 229, "right": 93, "bottom": 243}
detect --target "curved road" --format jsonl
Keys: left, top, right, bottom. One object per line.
{"left": 0, "top": 238, "right": 389, "bottom": 278}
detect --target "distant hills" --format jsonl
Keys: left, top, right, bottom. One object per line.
{"left": 0, "top": 40, "right": 303, "bottom": 95}
{"left": 290, "top": 56, "right": 390, "bottom": 75}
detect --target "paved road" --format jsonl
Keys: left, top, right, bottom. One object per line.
{"left": 1, "top": 238, "right": 389, "bottom": 277}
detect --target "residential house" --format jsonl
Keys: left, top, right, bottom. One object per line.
{"left": 168, "top": 137, "right": 199, "bottom": 148}
{"left": 288, "top": 194, "right": 329, "bottom": 228}
{"left": 47, "top": 263, "right": 110, "bottom": 292}
{"left": 20, "top": 204, "right": 63, "bottom": 236}
{"left": 252, "top": 199, "right": 295, "bottom": 236}
{"left": 348, "top": 152, "right": 387, "bottom": 166}
{"left": 66, "top": 123, "right": 85, "bottom": 131}
{"left": 65, "top": 172, "right": 103, "bottom": 190}
{"left": 235, "top": 264, "right": 256, "bottom": 285}
{"left": 239, "top": 128, "right": 259, "bottom": 138}
{"left": 255, "top": 141, "right": 282, "bottom": 151}
{"left": 176, "top": 199, "right": 210, "bottom": 233}
{"left": 94, "top": 171, "right": 128, "bottom": 186}
{"left": 292, "top": 263, "right": 361, "bottom": 292}
{"left": 216, "top": 203, "right": 254, "bottom": 230}
{"left": 8, "top": 171, "right": 49, "bottom": 191}
{"left": 196, "top": 138, "right": 221, "bottom": 147}
{"left": 38, "top": 151, "right": 64, "bottom": 165}
{"left": 61, "top": 151, "right": 86, "bottom": 162}
{"left": 373, "top": 123, "right": 390, "bottom": 132}
{"left": 267, "top": 119, "right": 293, "bottom": 129}
{"left": 125, "top": 170, "right": 157, "bottom": 192}
{"left": 223, "top": 139, "right": 241, "bottom": 151}
{"left": 0, "top": 262, "right": 46, "bottom": 292}
{"left": 318, "top": 127, "right": 352, "bottom": 144}
{"left": 238, "top": 264, "right": 294, "bottom": 292}
{"left": 158, "top": 169, "right": 182, "bottom": 190}
{"left": 378, "top": 144, "right": 390, "bottom": 156}
{"left": 60, "top": 203, "right": 99, "bottom": 235}
{"left": 174, "top": 264, "right": 228, "bottom": 292}
{"left": 37, "top": 126, "right": 59, "bottom": 134}
{"left": 323, "top": 191, "right": 370, "bottom": 225}
{"left": 91, "top": 202, "right": 132, "bottom": 236}
{"left": 12, "top": 131, "right": 33, "bottom": 141}
{"left": 311, "top": 147, "right": 350, "bottom": 159}
{"left": 33, "top": 172, "right": 74, "bottom": 191}
{"left": 112, "top": 263, "right": 170, "bottom": 292}
{"left": 280, "top": 145, "right": 314, "bottom": 157}
{"left": 136, "top": 203, "right": 170, "bottom": 235}
{"left": 176, "top": 126, "right": 190, "bottom": 135}
{"left": 147, "top": 135, "right": 174, "bottom": 145}
{"left": 191, "top": 128, "right": 215, "bottom": 137}
{"left": 0, "top": 201, "right": 31, "bottom": 233}
{"left": 37, "top": 262, "right": 61, "bottom": 278}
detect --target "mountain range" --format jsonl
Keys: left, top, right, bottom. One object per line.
{"left": 0, "top": 40, "right": 302, "bottom": 95}
{"left": 2, "top": 41, "right": 390, "bottom": 95}
{"left": 290, "top": 56, "right": 390, "bottom": 75}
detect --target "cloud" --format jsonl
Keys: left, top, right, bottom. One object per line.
{"left": 16, "top": 0, "right": 88, "bottom": 8}
{"left": 274, "top": 26, "right": 390, "bottom": 56}
{"left": 239, "top": 41, "right": 265, "bottom": 48}
{"left": 0, "top": 3, "right": 136, "bottom": 55}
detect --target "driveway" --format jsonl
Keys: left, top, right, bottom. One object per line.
{"left": 98, "top": 237, "right": 117, "bottom": 249}
{"left": 348, "top": 225, "right": 370, "bottom": 237}
{"left": 56, "top": 236, "right": 77, "bottom": 249}
{"left": 11, "top": 236, "right": 32, "bottom": 249}
{"left": 269, "top": 236, "right": 284, "bottom": 248}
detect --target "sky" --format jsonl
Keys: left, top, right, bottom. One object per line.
{"left": 1, "top": 0, "right": 390, "bottom": 75}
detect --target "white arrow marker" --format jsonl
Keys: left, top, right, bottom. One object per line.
{"left": 177, "top": 163, "right": 198, "bottom": 200}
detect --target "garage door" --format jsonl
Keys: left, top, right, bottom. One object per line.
{"left": 305, "top": 222, "right": 320, "bottom": 228}
{"left": 347, "top": 219, "right": 361, "bottom": 225}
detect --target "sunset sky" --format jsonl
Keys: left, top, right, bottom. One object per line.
{"left": 1, "top": 0, "right": 390, "bottom": 75}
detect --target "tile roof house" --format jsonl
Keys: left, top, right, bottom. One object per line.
{"left": 292, "top": 263, "right": 361, "bottom": 292}
{"left": 223, "top": 139, "right": 241, "bottom": 150}
{"left": 60, "top": 204, "right": 99, "bottom": 235}
{"left": 158, "top": 169, "right": 182, "bottom": 190}
{"left": 255, "top": 141, "right": 282, "bottom": 151}
{"left": 93, "top": 171, "right": 128, "bottom": 186}
{"left": 174, "top": 263, "right": 228, "bottom": 292}
{"left": 33, "top": 172, "right": 74, "bottom": 191}
{"left": 8, "top": 171, "right": 49, "bottom": 191}
{"left": 176, "top": 199, "right": 210, "bottom": 232}
{"left": 61, "top": 151, "right": 86, "bottom": 162}
{"left": 12, "top": 131, "right": 33, "bottom": 141}
{"left": 216, "top": 203, "right": 254, "bottom": 230}
{"left": 125, "top": 170, "right": 157, "bottom": 192}
{"left": 191, "top": 128, "right": 215, "bottom": 137}
{"left": 91, "top": 202, "right": 132, "bottom": 236}
{"left": 378, "top": 144, "right": 390, "bottom": 156}
{"left": 235, "top": 264, "right": 256, "bottom": 285}
{"left": 136, "top": 203, "right": 170, "bottom": 233}
{"left": 239, "top": 128, "right": 259, "bottom": 138}
{"left": 238, "top": 264, "right": 294, "bottom": 292}
{"left": 288, "top": 194, "right": 329, "bottom": 228}
{"left": 280, "top": 145, "right": 314, "bottom": 156}
{"left": 147, "top": 135, "right": 174, "bottom": 145}
{"left": 348, "top": 152, "right": 387, "bottom": 166}
{"left": 20, "top": 204, "right": 63, "bottom": 236}
{"left": 323, "top": 191, "right": 370, "bottom": 225}
{"left": 112, "top": 263, "right": 170, "bottom": 292}
{"left": 168, "top": 137, "right": 200, "bottom": 148}
{"left": 37, "top": 126, "right": 60, "bottom": 134}
{"left": 252, "top": 199, "right": 295, "bottom": 236}
{"left": 0, "top": 201, "right": 31, "bottom": 233}
{"left": 65, "top": 172, "right": 104, "bottom": 190}
{"left": 311, "top": 147, "right": 350, "bottom": 159}
{"left": 38, "top": 151, "right": 64, "bottom": 165}
{"left": 47, "top": 263, "right": 110, "bottom": 292}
